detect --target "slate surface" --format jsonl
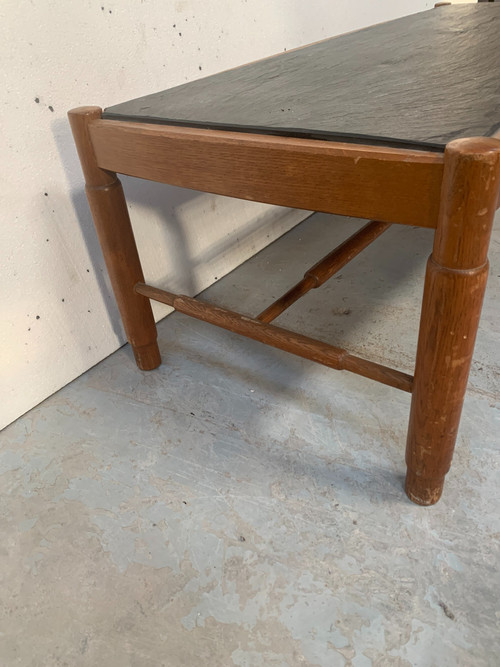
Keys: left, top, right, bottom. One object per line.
{"left": 103, "top": 5, "right": 500, "bottom": 151}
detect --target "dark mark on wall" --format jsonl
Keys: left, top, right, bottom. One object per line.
{"left": 178, "top": 32, "right": 182, "bottom": 36}
{"left": 438, "top": 601, "right": 456, "bottom": 621}
{"left": 35, "top": 97, "right": 40, "bottom": 103}
{"left": 48, "top": 105, "right": 54, "bottom": 112}
{"left": 80, "top": 637, "right": 89, "bottom": 655}
{"left": 36, "top": 315, "right": 40, "bottom": 320}
{"left": 86, "top": 269, "right": 90, "bottom": 273}
{"left": 46, "top": 239, "right": 49, "bottom": 242}
{"left": 238, "top": 535, "right": 246, "bottom": 542}
{"left": 199, "top": 66, "right": 202, "bottom": 70}
{"left": 62, "top": 298, "right": 65, "bottom": 302}
{"left": 44, "top": 192, "right": 48, "bottom": 196}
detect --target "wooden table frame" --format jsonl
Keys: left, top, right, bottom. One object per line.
{"left": 68, "top": 106, "right": 500, "bottom": 506}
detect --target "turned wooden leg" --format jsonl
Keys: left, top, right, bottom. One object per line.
{"left": 68, "top": 106, "right": 161, "bottom": 370}
{"left": 406, "top": 138, "right": 500, "bottom": 505}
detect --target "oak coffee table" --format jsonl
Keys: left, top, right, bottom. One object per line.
{"left": 69, "top": 4, "right": 500, "bottom": 505}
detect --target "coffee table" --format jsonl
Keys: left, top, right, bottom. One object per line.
{"left": 69, "top": 3, "right": 500, "bottom": 505}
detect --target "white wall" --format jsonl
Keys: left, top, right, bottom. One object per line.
{"left": 0, "top": 0, "right": 433, "bottom": 430}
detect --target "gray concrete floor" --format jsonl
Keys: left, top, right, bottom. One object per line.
{"left": 1, "top": 212, "right": 499, "bottom": 666}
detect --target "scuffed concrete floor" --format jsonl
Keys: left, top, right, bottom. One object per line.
{"left": 1, "top": 212, "right": 499, "bottom": 666}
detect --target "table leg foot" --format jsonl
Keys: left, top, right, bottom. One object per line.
{"left": 133, "top": 342, "right": 162, "bottom": 370}
{"left": 405, "top": 470, "right": 444, "bottom": 506}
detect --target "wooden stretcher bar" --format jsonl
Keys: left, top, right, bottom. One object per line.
{"left": 257, "top": 220, "right": 391, "bottom": 323}
{"left": 134, "top": 282, "right": 414, "bottom": 393}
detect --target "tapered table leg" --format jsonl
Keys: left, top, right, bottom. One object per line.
{"left": 68, "top": 107, "right": 161, "bottom": 370}
{"left": 406, "top": 138, "right": 500, "bottom": 505}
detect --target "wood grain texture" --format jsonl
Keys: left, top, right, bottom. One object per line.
{"left": 135, "top": 283, "right": 413, "bottom": 393}
{"left": 405, "top": 137, "right": 500, "bottom": 506}
{"left": 103, "top": 4, "right": 500, "bottom": 151}
{"left": 68, "top": 107, "right": 161, "bottom": 371}
{"left": 89, "top": 120, "right": 444, "bottom": 228}
{"left": 257, "top": 220, "right": 390, "bottom": 323}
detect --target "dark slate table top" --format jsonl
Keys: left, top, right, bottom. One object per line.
{"left": 103, "top": 4, "right": 500, "bottom": 152}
